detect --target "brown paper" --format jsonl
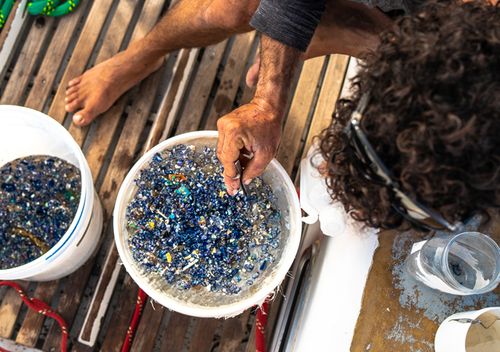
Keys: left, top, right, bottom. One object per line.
{"left": 466, "top": 310, "right": 500, "bottom": 352}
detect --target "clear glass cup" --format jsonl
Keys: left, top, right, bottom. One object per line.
{"left": 406, "top": 232, "right": 500, "bottom": 295}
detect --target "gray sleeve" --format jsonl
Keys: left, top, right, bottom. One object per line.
{"left": 250, "top": 0, "right": 326, "bottom": 52}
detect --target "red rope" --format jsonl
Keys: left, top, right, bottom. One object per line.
{"left": 121, "top": 288, "right": 148, "bottom": 352}
{"left": 0, "top": 281, "right": 68, "bottom": 352}
{"left": 255, "top": 299, "right": 269, "bottom": 352}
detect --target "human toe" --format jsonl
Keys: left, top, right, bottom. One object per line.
{"left": 66, "top": 85, "right": 79, "bottom": 96}
{"left": 65, "top": 98, "right": 82, "bottom": 113}
{"left": 65, "top": 92, "right": 79, "bottom": 104}
{"left": 67, "top": 77, "right": 81, "bottom": 87}
{"left": 72, "top": 108, "right": 98, "bottom": 127}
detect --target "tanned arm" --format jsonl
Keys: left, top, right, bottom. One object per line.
{"left": 217, "top": 35, "right": 301, "bottom": 195}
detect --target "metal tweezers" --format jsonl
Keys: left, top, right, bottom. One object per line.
{"left": 234, "top": 160, "right": 248, "bottom": 196}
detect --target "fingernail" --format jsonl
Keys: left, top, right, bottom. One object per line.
{"left": 73, "top": 114, "right": 83, "bottom": 124}
{"left": 244, "top": 178, "right": 253, "bottom": 186}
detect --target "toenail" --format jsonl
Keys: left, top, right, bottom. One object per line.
{"left": 74, "top": 114, "right": 83, "bottom": 123}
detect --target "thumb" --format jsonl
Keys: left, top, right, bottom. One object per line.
{"left": 242, "top": 151, "right": 273, "bottom": 185}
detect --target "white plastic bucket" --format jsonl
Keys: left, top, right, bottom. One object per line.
{"left": 114, "top": 131, "right": 302, "bottom": 318}
{"left": 435, "top": 307, "right": 500, "bottom": 352}
{"left": 0, "top": 105, "right": 103, "bottom": 281}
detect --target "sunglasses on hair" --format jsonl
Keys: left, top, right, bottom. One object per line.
{"left": 344, "top": 93, "right": 459, "bottom": 232}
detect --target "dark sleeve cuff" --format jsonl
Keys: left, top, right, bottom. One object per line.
{"left": 250, "top": 0, "right": 326, "bottom": 52}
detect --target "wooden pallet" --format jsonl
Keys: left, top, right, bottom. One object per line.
{"left": 0, "top": 1, "right": 350, "bottom": 350}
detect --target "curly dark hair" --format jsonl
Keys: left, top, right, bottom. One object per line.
{"left": 319, "top": 0, "right": 500, "bottom": 230}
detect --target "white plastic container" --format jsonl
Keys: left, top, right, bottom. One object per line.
{"left": 114, "top": 131, "right": 302, "bottom": 318}
{"left": 0, "top": 105, "right": 103, "bottom": 281}
{"left": 435, "top": 307, "right": 500, "bottom": 352}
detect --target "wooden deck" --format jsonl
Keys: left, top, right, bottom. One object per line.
{"left": 0, "top": 1, "right": 350, "bottom": 351}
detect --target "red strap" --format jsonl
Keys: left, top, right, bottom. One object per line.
{"left": 121, "top": 288, "right": 148, "bottom": 352}
{"left": 255, "top": 299, "right": 269, "bottom": 352}
{"left": 0, "top": 281, "right": 68, "bottom": 352}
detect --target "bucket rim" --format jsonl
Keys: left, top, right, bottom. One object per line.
{"left": 113, "top": 130, "right": 302, "bottom": 318}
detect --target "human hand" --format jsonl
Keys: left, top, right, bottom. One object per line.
{"left": 217, "top": 99, "right": 282, "bottom": 195}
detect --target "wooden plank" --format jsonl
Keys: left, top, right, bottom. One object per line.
{"left": 159, "top": 48, "right": 201, "bottom": 141}
{"left": 14, "top": 282, "right": 58, "bottom": 347}
{"left": 204, "top": 31, "right": 256, "bottom": 130}
{"left": 0, "top": 16, "right": 55, "bottom": 105}
{"left": 0, "top": 0, "right": 29, "bottom": 79}
{"left": 100, "top": 275, "right": 139, "bottom": 352}
{"left": 0, "top": 1, "right": 23, "bottom": 51}
{"left": 41, "top": 4, "right": 166, "bottom": 348}
{"left": 40, "top": 254, "right": 96, "bottom": 351}
{"left": 24, "top": 7, "right": 87, "bottom": 111}
{"left": 0, "top": 337, "right": 43, "bottom": 352}
{"left": 130, "top": 299, "right": 165, "bottom": 352}
{"left": 244, "top": 313, "right": 256, "bottom": 352}
{"left": 0, "top": 281, "right": 29, "bottom": 339}
{"left": 78, "top": 248, "right": 121, "bottom": 347}
{"left": 46, "top": 0, "right": 115, "bottom": 124}
{"left": 301, "top": 55, "right": 349, "bottom": 158}
{"left": 187, "top": 318, "right": 221, "bottom": 352}
{"left": 219, "top": 310, "right": 252, "bottom": 352}
{"left": 146, "top": 48, "right": 198, "bottom": 153}
{"left": 276, "top": 56, "right": 326, "bottom": 174}
{"left": 78, "top": 65, "right": 167, "bottom": 346}
{"left": 174, "top": 40, "right": 228, "bottom": 134}
{"left": 159, "top": 312, "right": 191, "bottom": 352}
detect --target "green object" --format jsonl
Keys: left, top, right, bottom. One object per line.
{"left": 28, "top": 0, "right": 79, "bottom": 17}
{"left": 28, "top": 0, "right": 61, "bottom": 15}
{"left": 0, "top": 0, "right": 16, "bottom": 30}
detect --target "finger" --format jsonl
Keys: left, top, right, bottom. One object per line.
{"left": 239, "top": 147, "right": 253, "bottom": 168}
{"left": 221, "top": 137, "right": 244, "bottom": 195}
{"left": 216, "top": 127, "right": 225, "bottom": 162}
{"left": 223, "top": 162, "right": 240, "bottom": 196}
{"left": 242, "top": 150, "right": 273, "bottom": 185}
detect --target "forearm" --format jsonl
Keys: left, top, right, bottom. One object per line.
{"left": 253, "top": 35, "right": 301, "bottom": 120}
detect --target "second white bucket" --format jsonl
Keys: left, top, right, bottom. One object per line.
{"left": 0, "top": 105, "right": 103, "bottom": 281}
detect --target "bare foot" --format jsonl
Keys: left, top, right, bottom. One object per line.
{"left": 65, "top": 50, "right": 163, "bottom": 126}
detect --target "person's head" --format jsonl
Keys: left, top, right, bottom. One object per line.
{"left": 319, "top": 0, "right": 500, "bottom": 230}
